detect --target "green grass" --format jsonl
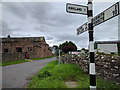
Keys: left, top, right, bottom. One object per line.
{"left": 27, "top": 61, "right": 120, "bottom": 88}
{"left": 31, "top": 56, "right": 55, "bottom": 60}
{"left": 27, "top": 61, "right": 67, "bottom": 88}
{"left": 2, "top": 56, "right": 55, "bottom": 66}
{"left": 0, "top": 62, "right": 2, "bottom": 66}
{"left": 2, "top": 60, "right": 29, "bottom": 66}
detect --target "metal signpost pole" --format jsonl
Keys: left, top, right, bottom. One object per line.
{"left": 87, "top": 0, "right": 96, "bottom": 89}
{"left": 58, "top": 49, "right": 60, "bottom": 66}
{"left": 67, "top": 1, "right": 119, "bottom": 89}
{"left": 56, "top": 48, "right": 57, "bottom": 61}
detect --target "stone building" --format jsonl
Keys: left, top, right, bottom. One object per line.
{"left": 0, "top": 36, "right": 52, "bottom": 62}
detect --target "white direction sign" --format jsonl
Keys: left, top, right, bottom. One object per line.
{"left": 93, "top": 2, "right": 119, "bottom": 26}
{"left": 77, "top": 2, "right": 119, "bottom": 35}
{"left": 66, "top": 3, "right": 87, "bottom": 15}
{"left": 77, "top": 22, "right": 88, "bottom": 35}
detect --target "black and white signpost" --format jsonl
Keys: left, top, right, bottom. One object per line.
{"left": 66, "top": 0, "right": 119, "bottom": 89}
{"left": 87, "top": 0, "right": 96, "bottom": 89}
{"left": 66, "top": 0, "right": 96, "bottom": 89}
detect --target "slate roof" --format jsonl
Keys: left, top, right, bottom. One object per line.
{"left": 33, "top": 42, "right": 41, "bottom": 47}
{"left": 1, "top": 37, "right": 44, "bottom": 43}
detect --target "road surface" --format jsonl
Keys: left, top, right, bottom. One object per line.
{"left": 2, "top": 57, "right": 56, "bottom": 88}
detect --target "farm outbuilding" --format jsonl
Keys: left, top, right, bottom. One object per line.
{"left": 94, "top": 41, "right": 120, "bottom": 55}
{"left": 0, "top": 36, "right": 52, "bottom": 62}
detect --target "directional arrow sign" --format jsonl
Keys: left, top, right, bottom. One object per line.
{"left": 66, "top": 3, "right": 87, "bottom": 15}
{"left": 77, "top": 2, "right": 119, "bottom": 35}
{"left": 77, "top": 22, "right": 88, "bottom": 35}
{"left": 93, "top": 2, "right": 119, "bottom": 27}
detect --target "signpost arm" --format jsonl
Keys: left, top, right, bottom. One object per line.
{"left": 87, "top": 0, "right": 96, "bottom": 89}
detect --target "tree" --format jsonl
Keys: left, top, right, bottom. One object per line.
{"left": 81, "top": 48, "right": 86, "bottom": 51}
{"left": 59, "top": 44, "right": 62, "bottom": 49}
{"left": 53, "top": 45, "right": 59, "bottom": 55}
{"left": 59, "top": 41, "right": 77, "bottom": 53}
{"left": 53, "top": 45, "right": 58, "bottom": 50}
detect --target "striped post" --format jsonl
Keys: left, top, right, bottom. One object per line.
{"left": 87, "top": 0, "right": 96, "bottom": 89}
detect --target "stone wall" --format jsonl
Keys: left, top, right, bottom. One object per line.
{"left": 2, "top": 52, "right": 25, "bottom": 62}
{"left": 1, "top": 37, "right": 52, "bottom": 62}
{"left": 61, "top": 53, "right": 120, "bottom": 84}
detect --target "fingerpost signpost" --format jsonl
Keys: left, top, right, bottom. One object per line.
{"left": 66, "top": 0, "right": 120, "bottom": 89}
{"left": 77, "top": 2, "right": 119, "bottom": 35}
{"left": 87, "top": 0, "right": 96, "bottom": 89}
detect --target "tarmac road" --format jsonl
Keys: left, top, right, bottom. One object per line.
{"left": 2, "top": 57, "right": 56, "bottom": 88}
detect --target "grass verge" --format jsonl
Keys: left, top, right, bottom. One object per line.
{"left": 2, "top": 60, "right": 29, "bottom": 66}
{"left": 0, "top": 63, "right": 2, "bottom": 66}
{"left": 2, "top": 56, "right": 55, "bottom": 66}
{"left": 27, "top": 61, "right": 120, "bottom": 88}
{"left": 31, "top": 56, "right": 55, "bottom": 60}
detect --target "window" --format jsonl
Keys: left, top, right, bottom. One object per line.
{"left": 3, "top": 43, "right": 7, "bottom": 46}
{"left": 4, "top": 49, "right": 8, "bottom": 52}
{"left": 28, "top": 47, "right": 32, "bottom": 51}
{"left": 16, "top": 48, "right": 22, "bottom": 52}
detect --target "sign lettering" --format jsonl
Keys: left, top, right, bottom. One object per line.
{"left": 77, "top": 2, "right": 119, "bottom": 35}
{"left": 77, "top": 23, "right": 88, "bottom": 35}
{"left": 93, "top": 2, "right": 119, "bottom": 27}
{"left": 66, "top": 3, "right": 87, "bottom": 15}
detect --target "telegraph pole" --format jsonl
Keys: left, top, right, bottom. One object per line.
{"left": 87, "top": 0, "right": 96, "bottom": 89}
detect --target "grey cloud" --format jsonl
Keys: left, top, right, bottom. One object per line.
{"left": 45, "top": 36, "right": 54, "bottom": 41}
{"left": 54, "top": 32, "right": 88, "bottom": 44}
{"left": 2, "top": 2, "right": 52, "bottom": 21}
{"left": 49, "top": 13, "right": 86, "bottom": 27}
{"left": 34, "top": 23, "right": 55, "bottom": 33}
{"left": 27, "top": 2, "right": 52, "bottom": 21}
{"left": 11, "top": 33, "right": 32, "bottom": 37}
{"left": 2, "top": 20, "right": 22, "bottom": 37}
{"left": 2, "top": 21, "right": 13, "bottom": 36}
{"left": 2, "top": 2, "right": 28, "bottom": 19}
{"left": 28, "top": 2, "right": 86, "bottom": 28}
{"left": 2, "top": 2, "right": 118, "bottom": 49}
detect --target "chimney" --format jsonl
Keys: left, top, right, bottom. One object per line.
{"left": 7, "top": 35, "right": 10, "bottom": 38}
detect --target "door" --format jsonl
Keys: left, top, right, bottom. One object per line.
{"left": 25, "top": 52, "right": 29, "bottom": 59}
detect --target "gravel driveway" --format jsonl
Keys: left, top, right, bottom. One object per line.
{"left": 2, "top": 57, "right": 56, "bottom": 88}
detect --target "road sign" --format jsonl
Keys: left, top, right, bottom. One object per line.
{"left": 73, "top": 1, "right": 120, "bottom": 89}
{"left": 93, "top": 2, "right": 119, "bottom": 26}
{"left": 77, "top": 2, "right": 119, "bottom": 35}
{"left": 77, "top": 22, "right": 88, "bottom": 35}
{"left": 66, "top": 3, "right": 87, "bottom": 15}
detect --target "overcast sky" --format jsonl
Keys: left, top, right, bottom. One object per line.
{"left": 1, "top": 1, "right": 120, "bottom": 49}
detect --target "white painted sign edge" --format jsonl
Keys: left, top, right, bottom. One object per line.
{"left": 77, "top": 2, "right": 120, "bottom": 35}
{"left": 66, "top": 3, "right": 87, "bottom": 15}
